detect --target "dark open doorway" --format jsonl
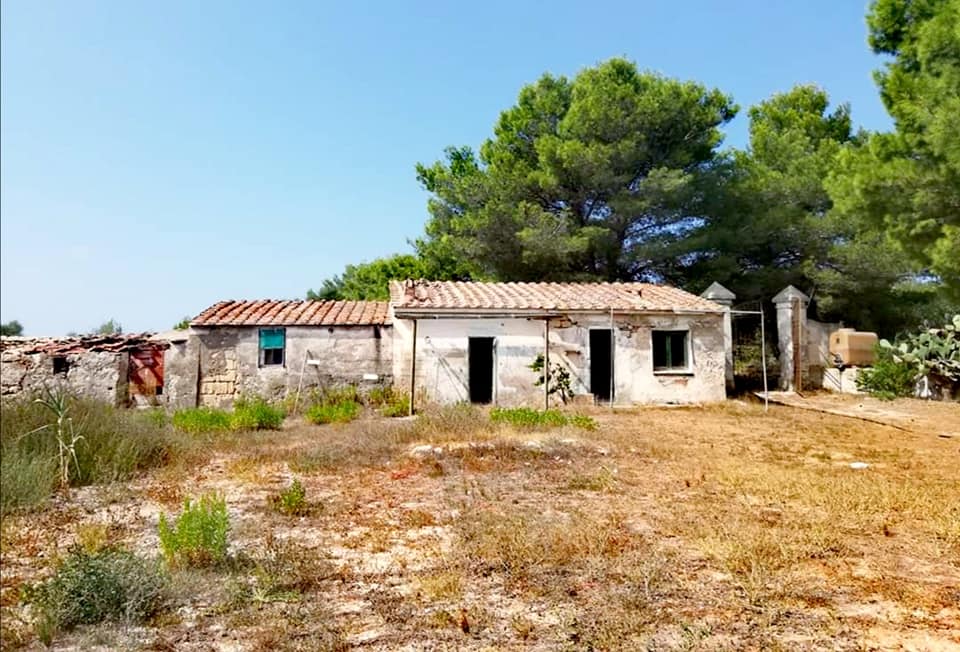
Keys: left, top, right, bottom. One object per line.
{"left": 468, "top": 337, "right": 494, "bottom": 404}
{"left": 590, "top": 329, "right": 613, "bottom": 402}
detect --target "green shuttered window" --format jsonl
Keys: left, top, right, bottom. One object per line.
{"left": 259, "top": 328, "right": 285, "bottom": 366}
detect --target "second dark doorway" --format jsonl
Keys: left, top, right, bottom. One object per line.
{"left": 468, "top": 337, "right": 494, "bottom": 404}
{"left": 590, "top": 329, "right": 613, "bottom": 402}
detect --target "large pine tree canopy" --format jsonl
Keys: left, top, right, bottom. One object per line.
{"left": 310, "top": 0, "right": 959, "bottom": 336}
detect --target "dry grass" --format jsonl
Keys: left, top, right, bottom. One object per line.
{"left": 1, "top": 398, "right": 958, "bottom": 650}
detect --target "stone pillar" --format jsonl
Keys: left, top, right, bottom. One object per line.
{"left": 701, "top": 282, "right": 736, "bottom": 390}
{"left": 772, "top": 285, "right": 809, "bottom": 391}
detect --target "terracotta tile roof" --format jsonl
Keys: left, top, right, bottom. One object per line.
{"left": 191, "top": 300, "right": 391, "bottom": 327}
{"left": 389, "top": 281, "right": 722, "bottom": 314}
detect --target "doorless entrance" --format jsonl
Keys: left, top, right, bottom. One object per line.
{"left": 590, "top": 329, "right": 613, "bottom": 402}
{"left": 468, "top": 337, "right": 494, "bottom": 404}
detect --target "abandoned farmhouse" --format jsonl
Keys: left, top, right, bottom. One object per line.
{"left": 2, "top": 280, "right": 847, "bottom": 409}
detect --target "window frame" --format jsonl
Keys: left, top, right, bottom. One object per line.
{"left": 258, "top": 327, "right": 286, "bottom": 368}
{"left": 651, "top": 329, "right": 692, "bottom": 374}
{"left": 52, "top": 356, "right": 69, "bottom": 375}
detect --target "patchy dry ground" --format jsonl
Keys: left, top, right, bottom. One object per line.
{"left": 2, "top": 399, "right": 958, "bottom": 651}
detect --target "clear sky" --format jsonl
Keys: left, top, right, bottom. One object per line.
{"left": 1, "top": 0, "right": 891, "bottom": 336}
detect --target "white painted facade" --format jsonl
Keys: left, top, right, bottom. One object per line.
{"left": 392, "top": 310, "right": 725, "bottom": 406}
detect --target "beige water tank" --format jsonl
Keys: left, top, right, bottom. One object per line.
{"left": 829, "top": 328, "right": 878, "bottom": 366}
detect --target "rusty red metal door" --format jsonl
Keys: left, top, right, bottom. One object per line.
{"left": 128, "top": 345, "right": 164, "bottom": 400}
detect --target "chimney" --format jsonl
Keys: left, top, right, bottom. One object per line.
{"left": 414, "top": 279, "right": 429, "bottom": 301}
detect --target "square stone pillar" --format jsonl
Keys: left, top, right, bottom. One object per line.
{"left": 772, "top": 285, "right": 809, "bottom": 391}
{"left": 700, "top": 282, "right": 736, "bottom": 390}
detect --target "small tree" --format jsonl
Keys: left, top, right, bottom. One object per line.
{"left": 530, "top": 354, "right": 573, "bottom": 404}
{"left": 94, "top": 319, "right": 122, "bottom": 335}
{"left": 0, "top": 320, "right": 24, "bottom": 336}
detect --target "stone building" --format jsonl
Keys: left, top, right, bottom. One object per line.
{"left": 179, "top": 300, "right": 392, "bottom": 408}
{"left": 389, "top": 280, "right": 727, "bottom": 407}
{"left": 1, "top": 282, "right": 727, "bottom": 411}
{"left": 0, "top": 334, "right": 169, "bottom": 406}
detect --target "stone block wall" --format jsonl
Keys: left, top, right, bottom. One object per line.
{"left": 184, "top": 325, "right": 393, "bottom": 408}
{"left": 0, "top": 349, "right": 127, "bottom": 405}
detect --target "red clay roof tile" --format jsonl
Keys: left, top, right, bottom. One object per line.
{"left": 388, "top": 281, "right": 722, "bottom": 314}
{"left": 191, "top": 300, "right": 391, "bottom": 327}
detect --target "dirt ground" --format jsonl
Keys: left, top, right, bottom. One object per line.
{"left": 2, "top": 398, "right": 959, "bottom": 651}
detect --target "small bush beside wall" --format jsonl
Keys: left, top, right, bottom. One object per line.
{"left": 856, "top": 346, "right": 916, "bottom": 400}
{"left": 230, "top": 397, "right": 285, "bottom": 431}
{"left": 367, "top": 386, "right": 410, "bottom": 417}
{"left": 305, "top": 401, "right": 361, "bottom": 425}
{"left": 172, "top": 398, "right": 285, "bottom": 434}
{"left": 172, "top": 407, "right": 232, "bottom": 434}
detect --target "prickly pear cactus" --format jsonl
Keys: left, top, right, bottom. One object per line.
{"left": 879, "top": 315, "right": 960, "bottom": 398}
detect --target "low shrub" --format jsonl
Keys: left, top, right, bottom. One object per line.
{"left": 158, "top": 492, "right": 230, "bottom": 568}
{"left": 366, "top": 386, "right": 410, "bottom": 416}
{"left": 1, "top": 395, "right": 173, "bottom": 514}
{"left": 404, "top": 402, "right": 493, "bottom": 443}
{"left": 270, "top": 478, "right": 309, "bottom": 516}
{"left": 570, "top": 414, "right": 599, "bottom": 431}
{"left": 490, "top": 407, "right": 597, "bottom": 430}
{"left": 173, "top": 399, "right": 284, "bottom": 434}
{"left": 856, "top": 345, "right": 915, "bottom": 400}
{"left": 231, "top": 397, "right": 285, "bottom": 431}
{"left": 305, "top": 401, "right": 361, "bottom": 425}
{"left": 24, "top": 545, "right": 166, "bottom": 642}
{"left": 0, "top": 454, "right": 56, "bottom": 516}
{"left": 290, "top": 421, "right": 420, "bottom": 473}
{"left": 365, "top": 385, "right": 394, "bottom": 407}
{"left": 231, "top": 534, "right": 337, "bottom": 607}
{"left": 380, "top": 396, "right": 411, "bottom": 418}
{"left": 172, "top": 407, "right": 232, "bottom": 434}
{"left": 318, "top": 385, "right": 361, "bottom": 407}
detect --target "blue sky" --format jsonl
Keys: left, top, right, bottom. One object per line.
{"left": 1, "top": 0, "right": 890, "bottom": 336}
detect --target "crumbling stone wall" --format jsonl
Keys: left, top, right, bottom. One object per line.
{"left": 0, "top": 348, "right": 128, "bottom": 405}
{"left": 160, "top": 334, "right": 200, "bottom": 410}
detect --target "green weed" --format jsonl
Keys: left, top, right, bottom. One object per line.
{"left": 490, "top": 407, "right": 597, "bottom": 430}
{"left": 230, "top": 397, "right": 285, "bottom": 430}
{"left": 270, "top": 478, "right": 309, "bottom": 516}
{"left": 172, "top": 407, "right": 232, "bottom": 434}
{"left": 305, "top": 401, "right": 361, "bottom": 425}
{"left": 158, "top": 492, "right": 230, "bottom": 568}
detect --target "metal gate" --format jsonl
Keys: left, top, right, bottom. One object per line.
{"left": 731, "top": 303, "right": 777, "bottom": 394}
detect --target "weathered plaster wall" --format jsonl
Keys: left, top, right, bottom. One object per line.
{"left": 0, "top": 349, "right": 127, "bottom": 404}
{"left": 161, "top": 335, "right": 200, "bottom": 410}
{"left": 192, "top": 326, "right": 392, "bottom": 408}
{"left": 806, "top": 319, "right": 841, "bottom": 390}
{"left": 392, "top": 312, "right": 725, "bottom": 407}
